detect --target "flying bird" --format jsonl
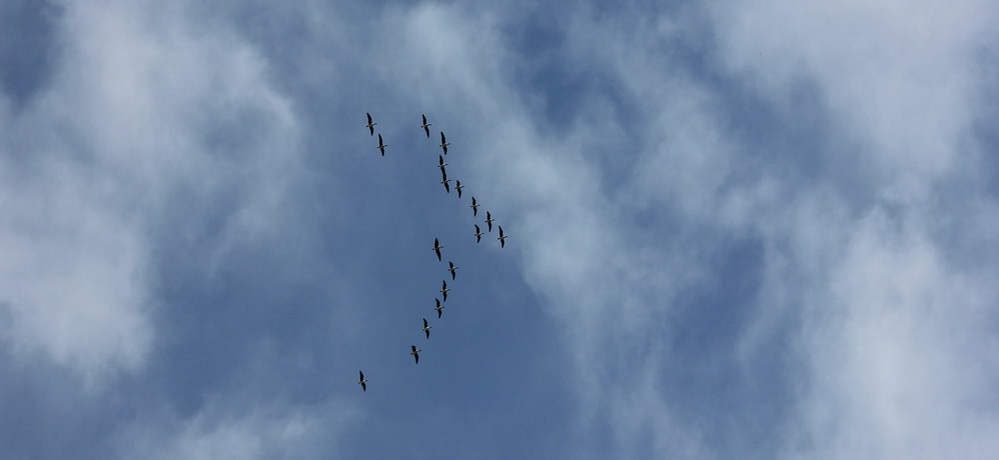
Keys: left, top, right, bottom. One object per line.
{"left": 358, "top": 370, "right": 368, "bottom": 392}
{"left": 438, "top": 155, "right": 448, "bottom": 172}
{"left": 432, "top": 238, "right": 444, "bottom": 261}
{"left": 422, "top": 318, "right": 432, "bottom": 339}
{"left": 366, "top": 113, "right": 377, "bottom": 136}
{"left": 439, "top": 131, "right": 450, "bottom": 154}
{"left": 497, "top": 225, "right": 508, "bottom": 248}
{"left": 421, "top": 114, "right": 432, "bottom": 137}
{"left": 470, "top": 197, "right": 479, "bottom": 216}
{"left": 376, "top": 134, "right": 387, "bottom": 156}
{"left": 440, "top": 280, "right": 450, "bottom": 302}
{"left": 485, "top": 211, "right": 494, "bottom": 232}
{"left": 411, "top": 345, "right": 421, "bottom": 364}
{"left": 474, "top": 224, "right": 483, "bottom": 243}
{"left": 434, "top": 298, "right": 445, "bottom": 318}
{"left": 441, "top": 177, "right": 451, "bottom": 193}
{"left": 448, "top": 261, "right": 458, "bottom": 280}
{"left": 455, "top": 180, "right": 464, "bottom": 198}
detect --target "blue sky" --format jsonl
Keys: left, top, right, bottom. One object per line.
{"left": 2, "top": 0, "right": 998, "bottom": 458}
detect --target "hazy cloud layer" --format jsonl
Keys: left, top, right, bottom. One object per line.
{"left": 1, "top": 0, "right": 997, "bottom": 458}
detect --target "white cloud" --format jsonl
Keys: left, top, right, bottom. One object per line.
{"left": 374, "top": 1, "right": 999, "bottom": 458}
{"left": 0, "top": 0, "right": 302, "bottom": 385}
{"left": 113, "top": 396, "right": 351, "bottom": 460}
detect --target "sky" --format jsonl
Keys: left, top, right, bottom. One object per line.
{"left": 1, "top": 0, "right": 998, "bottom": 458}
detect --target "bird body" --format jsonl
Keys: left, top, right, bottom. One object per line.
{"left": 421, "top": 114, "right": 432, "bottom": 137}
{"left": 439, "top": 131, "right": 450, "bottom": 154}
{"left": 440, "top": 280, "right": 450, "bottom": 301}
{"left": 434, "top": 298, "right": 445, "bottom": 318}
{"left": 432, "top": 238, "right": 444, "bottom": 261}
{"left": 376, "top": 134, "right": 387, "bottom": 156}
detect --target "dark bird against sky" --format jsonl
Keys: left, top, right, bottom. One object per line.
{"left": 440, "top": 279, "right": 450, "bottom": 302}
{"left": 434, "top": 298, "right": 445, "bottom": 319}
{"left": 432, "top": 238, "right": 443, "bottom": 262}
{"left": 421, "top": 114, "right": 431, "bottom": 137}
{"left": 376, "top": 133, "right": 387, "bottom": 156}
{"left": 366, "top": 112, "right": 377, "bottom": 136}
{"left": 439, "top": 131, "right": 449, "bottom": 154}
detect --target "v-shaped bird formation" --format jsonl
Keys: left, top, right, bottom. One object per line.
{"left": 357, "top": 112, "right": 510, "bottom": 391}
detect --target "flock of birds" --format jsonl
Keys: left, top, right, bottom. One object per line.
{"left": 357, "top": 112, "right": 508, "bottom": 392}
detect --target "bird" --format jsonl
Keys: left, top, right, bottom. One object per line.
{"left": 440, "top": 279, "right": 450, "bottom": 301}
{"left": 366, "top": 113, "right": 377, "bottom": 136}
{"left": 422, "top": 318, "right": 432, "bottom": 339}
{"left": 485, "top": 211, "right": 494, "bottom": 232}
{"left": 474, "top": 224, "right": 483, "bottom": 243}
{"left": 421, "top": 114, "right": 431, "bottom": 137}
{"left": 497, "top": 225, "right": 508, "bottom": 248}
{"left": 411, "top": 345, "right": 421, "bottom": 364}
{"left": 455, "top": 180, "right": 464, "bottom": 198}
{"left": 447, "top": 261, "right": 458, "bottom": 280}
{"left": 358, "top": 370, "right": 368, "bottom": 391}
{"left": 432, "top": 238, "right": 444, "bottom": 261}
{"left": 376, "top": 133, "right": 387, "bottom": 156}
{"left": 434, "top": 298, "right": 445, "bottom": 318}
{"left": 470, "top": 197, "right": 479, "bottom": 216}
{"left": 439, "top": 131, "right": 450, "bottom": 154}
{"left": 438, "top": 155, "right": 448, "bottom": 172}
{"left": 441, "top": 177, "right": 451, "bottom": 193}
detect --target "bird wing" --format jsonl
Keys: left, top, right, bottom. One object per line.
{"left": 367, "top": 113, "right": 372, "bottom": 123}
{"left": 499, "top": 226, "right": 504, "bottom": 237}
{"left": 378, "top": 133, "right": 383, "bottom": 144}
{"left": 440, "top": 131, "right": 446, "bottom": 143}
{"left": 422, "top": 114, "right": 427, "bottom": 124}
{"left": 359, "top": 370, "right": 364, "bottom": 380}
{"left": 423, "top": 318, "right": 429, "bottom": 327}
{"left": 412, "top": 345, "right": 417, "bottom": 352}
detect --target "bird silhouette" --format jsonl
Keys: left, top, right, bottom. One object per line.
{"left": 421, "top": 114, "right": 432, "bottom": 137}
{"left": 439, "top": 131, "right": 450, "bottom": 154}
